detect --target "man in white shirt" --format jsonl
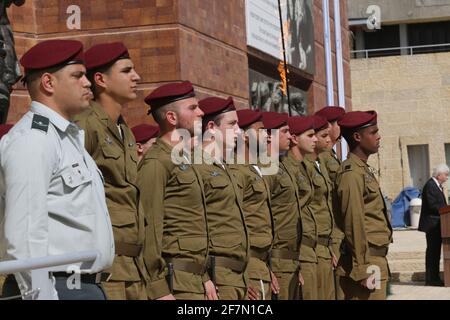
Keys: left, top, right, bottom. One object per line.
{"left": 0, "top": 39, "right": 114, "bottom": 300}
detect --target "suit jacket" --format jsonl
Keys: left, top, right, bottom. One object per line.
{"left": 418, "top": 178, "right": 447, "bottom": 233}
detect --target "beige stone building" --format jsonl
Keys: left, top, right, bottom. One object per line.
{"left": 348, "top": 0, "right": 450, "bottom": 200}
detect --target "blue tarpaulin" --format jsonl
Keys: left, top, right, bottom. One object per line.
{"left": 391, "top": 187, "right": 421, "bottom": 228}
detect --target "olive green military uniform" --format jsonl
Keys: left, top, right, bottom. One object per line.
{"left": 229, "top": 164, "right": 273, "bottom": 300}
{"left": 138, "top": 139, "right": 209, "bottom": 300}
{"left": 319, "top": 149, "right": 344, "bottom": 300}
{"left": 285, "top": 153, "right": 318, "bottom": 300}
{"left": 195, "top": 155, "right": 249, "bottom": 300}
{"left": 264, "top": 156, "right": 302, "bottom": 300}
{"left": 335, "top": 153, "right": 393, "bottom": 300}
{"left": 75, "top": 102, "right": 147, "bottom": 300}
{"left": 304, "top": 156, "right": 335, "bottom": 300}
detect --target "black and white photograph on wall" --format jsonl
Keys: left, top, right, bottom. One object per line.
{"left": 286, "top": 0, "right": 315, "bottom": 74}
{"left": 249, "top": 69, "right": 307, "bottom": 116}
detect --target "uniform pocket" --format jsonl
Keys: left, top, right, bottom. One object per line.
{"left": 101, "top": 143, "right": 121, "bottom": 160}
{"left": 59, "top": 165, "right": 94, "bottom": 216}
{"left": 278, "top": 227, "right": 298, "bottom": 240}
{"left": 178, "top": 237, "right": 207, "bottom": 252}
{"left": 251, "top": 182, "right": 265, "bottom": 193}
{"left": 110, "top": 211, "right": 136, "bottom": 227}
{"left": 211, "top": 235, "right": 242, "bottom": 248}
{"left": 209, "top": 177, "right": 229, "bottom": 189}
{"left": 176, "top": 173, "right": 196, "bottom": 185}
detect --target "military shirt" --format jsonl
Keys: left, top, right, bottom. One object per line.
{"left": 138, "top": 139, "right": 209, "bottom": 299}
{"left": 229, "top": 164, "right": 273, "bottom": 282}
{"left": 263, "top": 156, "right": 302, "bottom": 273}
{"left": 335, "top": 153, "right": 393, "bottom": 281}
{"left": 0, "top": 101, "right": 114, "bottom": 296}
{"left": 304, "top": 156, "right": 334, "bottom": 259}
{"left": 75, "top": 101, "right": 145, "bottom": 282}
{"left": 195, "top": 155, "right": 249, "bottom": 288}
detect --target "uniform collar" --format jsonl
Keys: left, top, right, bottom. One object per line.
{"left": 348, "top": 152, "right": 367, "bottom": 168}
{"left": 31, "top": 101, "right": 77, "bottom": 133}
{"left": 91, "top": 100, "right": 126, "bottom": 125}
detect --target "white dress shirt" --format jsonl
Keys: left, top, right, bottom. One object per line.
{"left": 0, "top": 101, "right": 115, "bottom": 295}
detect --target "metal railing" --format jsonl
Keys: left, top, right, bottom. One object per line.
{"left": 0, "top": 250, "right": 99, "bottom": 300}
{"left": 351, "top": 42, "right": 450, "bottom": 59}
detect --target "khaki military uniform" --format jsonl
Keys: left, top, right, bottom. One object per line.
{"left": 285, "top": 153, "right": 318, "bottom": 300}
{"left": 195, "top": 156, "right": 249, "bottom": 300}
{"left": 304, "top": 156, "right": 335, "bottom": 300}
{"left": 75, "top": 102, "right": 147, "bottom": 300}
{"left": 138, "top": 139, "right": 209, "bottom": 300}
{"left": 335, "top": 153, "right": 393, "bottom": 300}
{"left": 229, "top": 164, "right": 273, "bottom": 300}
{"left": 319, "top": 149, "right": 344, "bottom": 299}
{"left": 264, "top": 156, "right": 302, "bottom": 300}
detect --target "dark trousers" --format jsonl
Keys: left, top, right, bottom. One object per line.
{"left": 2, "top": 275, "right": 107, "bottom": 300}
{"left": 425, "top": 226, "right": 442, "bottom": 282}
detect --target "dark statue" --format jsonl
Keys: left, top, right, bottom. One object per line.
{"left": 0, "top": 0, "right": 25, "bottom": 124}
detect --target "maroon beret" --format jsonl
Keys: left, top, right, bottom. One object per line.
{"left": 237, "top": 109, "right": 262, "bottom": 129}
{"left": 315, "top": 106, "right": 346, "bottom": 123}
{"left": 262, "top": 112, "right": 289, "bottom": 130}
{"left": 199, "top": 97, "right": 236, "bottom": 116}
{"left": 20, "top": 40, "right": 84, "bottom": 73}
{"left": 313, "top": 115, "right": 329, "bottom": 132}
{"left": 338, "top": 111, "right": 378, "bottom": 131}
{"left": 131, "top": 124, "right": 160, "bottom": 144}
{"left": 288, "top": 116, "right": 314, "bottom": 136}
{"left": 145, "top": 81, "right": 195, "bottom": 111}
{"left": 85, "top": 42, "right": 130, "bottom": 71}
{"left": 0, "top": 124, "right": 13, "bottom": 139}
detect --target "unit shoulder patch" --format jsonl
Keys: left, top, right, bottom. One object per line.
{"left": 31, "top": 114, "right": 49, "bottom": 133}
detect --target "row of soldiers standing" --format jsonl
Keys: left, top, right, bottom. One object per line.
{"left": 0, "top": 39, "right": 392, "bottom": 300}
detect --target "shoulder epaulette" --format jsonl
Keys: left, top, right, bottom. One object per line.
{"left": 31, "top": 114, "right": 49, "bottom": 133}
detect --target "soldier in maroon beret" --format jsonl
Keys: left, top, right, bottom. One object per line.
{"left": 315, "top": 107, "right": 346, "bottom": 300}
{"left": 131, "top": 124, "right": 159, "bottom": 162}
{"left": 1, "top": 40, "right": 115, "bottom": 300}
{"left": 301, "top": 114, "right": 337, "bottom": 300}
{"left": 228, "top": 109, "right": 275, "bottom": 301}
{"left": 261, "top": 112, "right": 305, "bottom": 300}
{"left": 74, "top": 42, "right": 147, "bottom": 300}
{"left": 335, "top": 111, "right": 392, "bottom": 300}
{"left": 286, "top": 116, "right": 319, "bottom": 300}
{"left": 140, "top": 82, "right": 218, "bottom": 301}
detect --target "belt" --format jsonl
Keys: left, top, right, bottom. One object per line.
{"left": 115, "top": 242, "right": 143, "bottom": 257}
{"left": 250, "top": 249, "right": 270, "bottom": 262}
{"left": 317, "top": 236, "right": 332, "bottom": 247}
{"left": 52, "top": 272, "right": 112, "bottom": 284}
{"left": 369, "top": 246, "right": 389, "bottom": 257}
{"left": 270, "top": 249, "right": 299, "bottom": 261}
{"left": 165, "top": 258, "right": 206, "bottom": 275}
{"left": 301, "top": 236, "right": 317, "bottom": 249}
{"left": 211, "top": 256, "right": 246, "bottom": 273}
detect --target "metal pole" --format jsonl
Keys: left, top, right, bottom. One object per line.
{"left": 277, "top": 0, "right": 292, "bottom": 116}
{"left": 323, "top": 0, "right": 334, "bottom": 106}
{"left": 333, "top": 0, "right": 348, "bottom": 160}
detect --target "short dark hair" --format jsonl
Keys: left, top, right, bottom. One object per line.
{"left": 87, "top": 63, "right": 115, "bottom": 99}
{"left": 151, "top": 103, "right": 176, "bottom": 125}
{"left": 202, "top": 113, "right": 225, "bottom": 133}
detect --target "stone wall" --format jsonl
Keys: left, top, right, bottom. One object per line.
{"left": 351, "top": 52, "right": 450, "bottom": 199}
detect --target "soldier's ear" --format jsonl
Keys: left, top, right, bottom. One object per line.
{"left": 353, "top": 131, "right": 362, "bottom": 143}
{"left": 166, "top": 110, "right": 177, "bottom": 126}
{"left": 94, "top": 72, "right": 107, "bottom": 90}
{"left": 41, "top": 73, "right": 55, "bottom": 94}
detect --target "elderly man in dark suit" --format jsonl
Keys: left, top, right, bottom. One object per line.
{"left": 418, "top": 164, "right": 449, "bottom": 287}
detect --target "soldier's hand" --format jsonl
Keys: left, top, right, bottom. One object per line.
{"left": 298, "top": 272, "right": 305, "bottom": 286}
{"left": 331, "top": 253, "right": 338, "bottom": 269}
{"left": 270, "top": 271, "right": 280, "bottom": 295}
{"left": 157, "top": 294, "right": 176, "bottom": 300}
{"left": 360, "top": 274, "right": 377, "bottom": 290}
{"left": 247, "top": 285, "right": 260, "bottom": 300}
{"left": 204, "top": 280, "right": 219, "bottom": 300}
